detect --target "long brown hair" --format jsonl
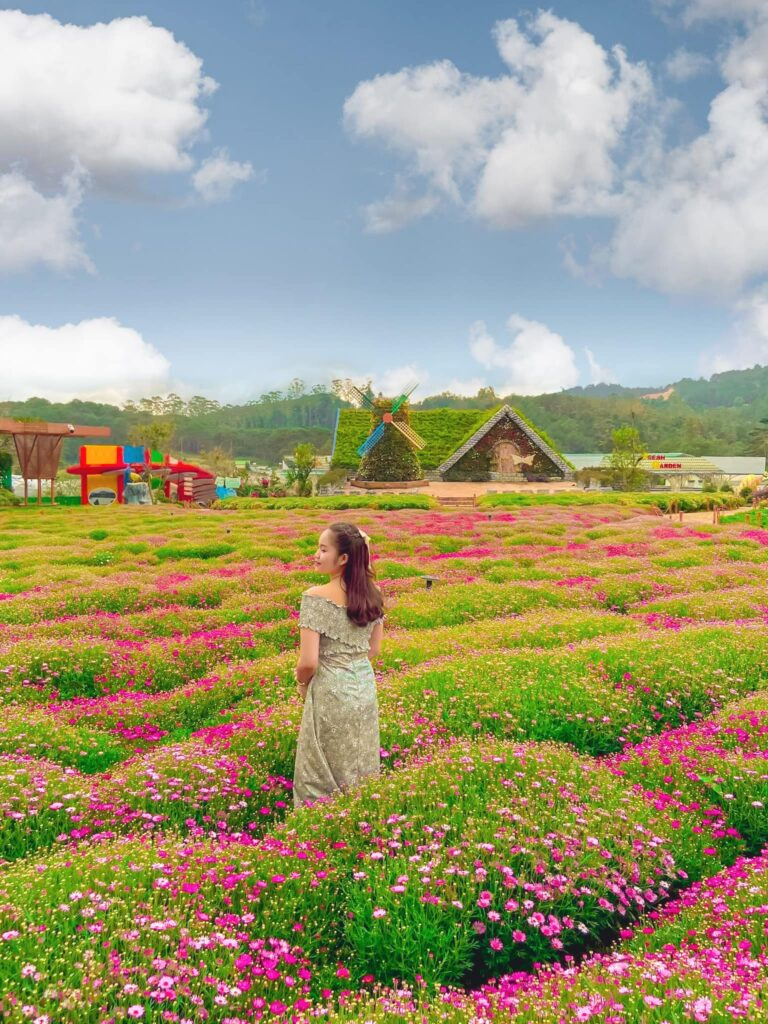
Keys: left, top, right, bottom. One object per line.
{"left": 328, "top": 522, "right": 384, "bottom": 626}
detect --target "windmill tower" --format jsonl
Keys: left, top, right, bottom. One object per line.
{"left": 336, "top": 381, "right": 425, "bottom": 482}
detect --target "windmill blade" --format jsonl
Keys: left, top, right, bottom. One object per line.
{"left": 357, "top": 422, "right": 386, "bottom": 457}
{"left": 335, "top": 380, "right": 361, "bottom": 405}
{"left": 337, "top": 379, "right": 375, "bottom": 409}
{"left": 349, "top": 385, "right": 376, "bottom": 410}
{"left": 391, "top": 420, "right": 426, "bottom": 450}
{"left": 390, "top": 382, "right": 419, "bottom": 413}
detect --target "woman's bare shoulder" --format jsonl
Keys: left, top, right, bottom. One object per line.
{"left": 303, "top": 583, "right": 346, "bottom": 604}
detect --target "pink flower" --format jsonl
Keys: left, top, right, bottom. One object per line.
{"left": 127, "top": 1008, "right": 145, "bottom": 1020}
{"left": 489, "top": 937, "right": 503, "bottom": 951}
{"left": 372, "top": 908, "right": 387, "bottom": 919}
{"left": 512, "top": 930, "right": 526, "bottom": 942}
{"left": 690, "top": 997, "right": 713, "bottom": 1021}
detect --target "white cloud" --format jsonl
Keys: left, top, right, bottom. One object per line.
{"left": 584, "top": 346, "right": 617, "bottom": 384}
{"left": 362, "top": 184, "right": 439, "bottom": 233}
{"left": 701, "top": 288, "right": 768, "bottom": 374}
{"left": 0, "top": 170, "right": 92, "bottom": 274}
{"left": 442, "top": 376, "right": 489, "bottom": 397}
{"left": 468, "top": 316, "right": 580, "bottom": 395}
{"left": 0, "top": 11, "right": 215, "bottom": 190}
{"left": 664, "top": 47, "right": 712, "bottom": 81}
{"left": 192, "top": 149, "right": 256, "bottom": 203}
{"left": 344, "top": 8, "right": 768, "bottom": 306}
{"left": 609, "top": 21, "right": 768, "bottom": 295}
{"left": 678, "top": 0, "right": 766, "bottom": 24}
{"left": 0, "top": 315, "right": 172, "bottom": 403}
{"left": 0, "top": 11, "right": 251, "bottom": 272}
{"left": 374, "top": 365, "right": 428, "bottom": 398}
{"left": 344, "top": 11, "right": 651, "bottom": 229}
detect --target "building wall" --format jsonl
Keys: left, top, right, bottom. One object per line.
{"left": 444, "top": 419, "right": 565, "bottom": 482}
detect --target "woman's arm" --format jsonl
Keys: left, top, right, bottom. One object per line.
{"left": 295, "top": 628, "right": 320, "bottom": 687}
{"left": 368, "top": 619, "right": 384, "bottom": 661}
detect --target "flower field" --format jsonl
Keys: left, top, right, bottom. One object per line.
{"left": 0, "top": 502, "right": 766, "bottom": 1023}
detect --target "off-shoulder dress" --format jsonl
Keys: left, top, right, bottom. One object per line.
{"left": 293, "top": 593, "right": 382, "bottom": 808}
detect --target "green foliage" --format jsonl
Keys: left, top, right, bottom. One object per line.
{"left": 213, "top": 494, "right": 435, "bottom": 510}
{"left": 1, "top": 394, "right": 336, "bottom": 467}
{"left": 478, "top": 491, "right": 744, "bottom": 511}
{"left": 316, "top": 466, "right": 348, "bottom": 488}
{"left": 444, "top": 446, "right": 491, "bottom": 481}
{"left": 722, "top": 507, "right": 768, "bottom": 527}
{"left": 357, "top": 400, "right": 423, "bottom": 481}
{"left": 285, "top": 442, "right": 316, "bottom": 495}
{"left": 128, "top": 419, "right": 174, "bottom": 452}
{"left": 154, "top": 542, "right": 236, "bottom": 560}
{"left": 607, "top": 425, "right": 648, "bottom": 491}
{"left": 334, "top": 405, "right": 572, "bottom": 474}
{"left": 0, "top": 450, "right": 12, "bottom": 492}
{"left": 6, "top": 363, "right": 768, "bottom": 472}
{"left": 333, "top": 408, "right": 489, "bottom": 470}
{"left": 0, "top": 487, "right": 19, "bottom": 506}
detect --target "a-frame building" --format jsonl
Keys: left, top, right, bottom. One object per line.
{"left": 437, "top": 404, "right": 573, "bottom": 482}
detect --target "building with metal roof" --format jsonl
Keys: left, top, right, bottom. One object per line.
{"left": 564, "top": 453, "right": 766, "bottom": 490}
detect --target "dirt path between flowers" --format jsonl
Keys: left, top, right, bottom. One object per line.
{"left": 624, "top": 506, "right": 755, "bottom": 526}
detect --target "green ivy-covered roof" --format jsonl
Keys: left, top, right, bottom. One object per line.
{"left": 331, "top": 406, "right": 571, "bottom": 471}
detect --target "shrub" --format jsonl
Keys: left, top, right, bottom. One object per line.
{"left": 214, "top": 494, "right": 435, "bottom": 510}
{"left": 154, "top": 542, "right": 236, "bottom": 560}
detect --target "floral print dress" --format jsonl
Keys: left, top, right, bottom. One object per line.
{"left": 293, "top": 593, "right": 381, "bottom": 808}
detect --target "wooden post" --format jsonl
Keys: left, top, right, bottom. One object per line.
{"left": 678, "top": 502, "right": 683, "bottom": 523}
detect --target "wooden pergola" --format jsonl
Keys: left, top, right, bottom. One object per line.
{"left": 0, "top": 418, "right": 111, "bottom": 505}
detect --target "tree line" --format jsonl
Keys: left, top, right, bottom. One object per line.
{"left": 3, "top": 364, "right": 768, "bottom": 469}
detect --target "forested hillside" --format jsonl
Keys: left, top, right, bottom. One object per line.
{"left": 3, "top": 364, "right": 768, "bottom": 466}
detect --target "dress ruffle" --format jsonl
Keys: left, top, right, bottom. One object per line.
{"left": 299, "top": 593, "right": 381, "bottom": 650}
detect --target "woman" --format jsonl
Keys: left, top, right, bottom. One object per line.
{"left": 293, "top": 522, "right": 384, "bottom": 808}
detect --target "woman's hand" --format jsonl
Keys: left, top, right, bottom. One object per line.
{"left": 294, "top": 665, "right": 310, "bottom": 701}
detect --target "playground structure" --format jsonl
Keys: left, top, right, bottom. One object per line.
{"left": 67, "top": 444, "right": 217, "bottom": 506}
{"left": 0, "top": 418, "right": 111, "bottom": 505}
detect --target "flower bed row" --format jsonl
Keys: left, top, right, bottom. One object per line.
{"left": 0, "top": 730, "right": 750, "bottom": 1021}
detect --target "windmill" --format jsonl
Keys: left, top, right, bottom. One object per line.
{"left": 336, "top": 381, "right": 426, "bottom": 457}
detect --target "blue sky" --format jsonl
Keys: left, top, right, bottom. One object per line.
{"left": 2, "top": 0, "right": 767, "bottom": 404}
